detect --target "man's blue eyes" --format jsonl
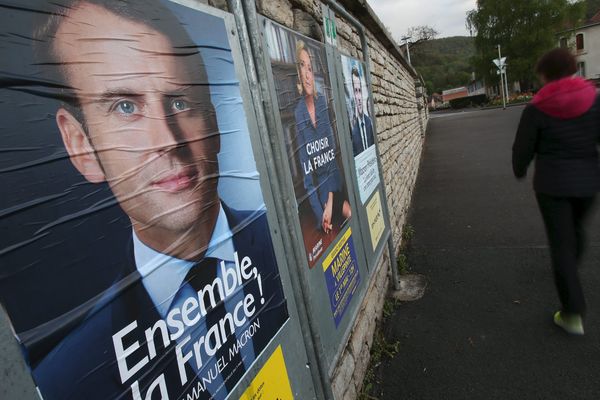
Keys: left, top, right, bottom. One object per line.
{"left": 117, "top": 100, "right": 136, "bottom": 115}
{"left": 173, "top": 100, "right": 188, "bottom": 112}
{"left": 114, "top": 99, "right": 189, "bottom": 116}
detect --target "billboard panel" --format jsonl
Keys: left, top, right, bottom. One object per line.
{"left": 0, "top": 1, "right": 288, "bottom": 399}
{"left": 264, "top": 20, "right": 353, "bottom": 269}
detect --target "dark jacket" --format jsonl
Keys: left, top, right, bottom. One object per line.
{"left": 294, "top": 94, "right": 342, "bottom": 223}
{"left": 351, "top": 113, "right": 375, "bottom": 156}
{"left": 512, "top": 77, "right": 600, "bottom": 196}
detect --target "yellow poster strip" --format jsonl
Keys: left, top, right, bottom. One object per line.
{"left": 366, "top": 191, "right": 385, "bottom": 250}
{"left": 240, "top": 345, "right": 294, "bottom": 400}
{"left": 322, "top": 227, "right": 352, "bottom": 271}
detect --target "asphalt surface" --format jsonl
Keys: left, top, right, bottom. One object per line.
{"left": 372, "top": 106, "right": 600, "bottom": 399}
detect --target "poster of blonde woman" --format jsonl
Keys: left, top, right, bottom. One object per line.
{"left": 264, "top": 20, "right": 352, "bottom": 268}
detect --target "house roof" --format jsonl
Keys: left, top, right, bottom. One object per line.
{"left": 590, "top": 9, "right": 600, "bottom": 24}
{"left": 556, "top": 9, "right": 600, "bottom": 34}
{"left": 557, "top": 19, "right": 600, "bottom": 34}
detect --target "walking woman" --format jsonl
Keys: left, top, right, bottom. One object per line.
{"left": 513, "top": 48, "right": 600, "bottom": 335}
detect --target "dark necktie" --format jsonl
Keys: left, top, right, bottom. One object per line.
{"left": 183, "top": 257, "right": 245, "bottom": 398}
{"left": 361, "top": 120, "right": 367, "bottom": 151}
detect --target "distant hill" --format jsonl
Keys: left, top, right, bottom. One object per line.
{"left": 411, "top": 36, "right": 476, "bottom": 95}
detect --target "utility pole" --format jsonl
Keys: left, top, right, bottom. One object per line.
{"left": 402, "top": 36, "right": 412, "bottom": 64}
{"left": 503, "top": 66, "right": 509, "bottom": 101}
{"left": 496, "top": 44, "right": 506, "bottom": 110}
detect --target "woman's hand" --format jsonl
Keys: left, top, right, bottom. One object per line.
{"left": 322, "top": 193, "right": 334, "bottom": 233}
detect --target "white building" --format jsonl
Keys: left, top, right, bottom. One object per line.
{"left": 558, "top": 11, "right": 600, "bottom": 81}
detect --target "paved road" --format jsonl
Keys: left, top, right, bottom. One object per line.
{"left": 373, "top": 106, "right": 600, "bottom": 399}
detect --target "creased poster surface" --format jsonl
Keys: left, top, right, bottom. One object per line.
{"left": 0, "top": 1, "right": 288, "bottom": 399}
{"left": 264, "top": 20, "right": 353, "bottom": 268}
{"left": 340, "top": 55, "right": 380, "bottom": 204}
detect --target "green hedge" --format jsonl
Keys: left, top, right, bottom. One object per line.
{"left": 449, "top": 94, "right": 488, "bottom": 109}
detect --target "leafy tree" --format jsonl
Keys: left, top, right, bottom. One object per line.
{"left": 405, "top": 25, "right": 439, "bottom": 46}
{"left": 466, "top": 0, "right": 585, "bottom": 90}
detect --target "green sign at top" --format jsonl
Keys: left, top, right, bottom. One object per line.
{"left": 324, "top": 15, "right": 337, "bottom": 46}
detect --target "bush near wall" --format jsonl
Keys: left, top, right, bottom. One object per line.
{"left": 449, "top": 94, "right": 488, "bottom": 109}
{"left": 487, "top": 93, "right": 533, "bottom": 107}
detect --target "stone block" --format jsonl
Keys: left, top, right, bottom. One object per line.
{"left": 352, "top": 343, "right": 372, "bottom": 394}
{"left": 336, "top": 18, "right": 353, "bottom": 40}
{"left": 208, "top": 0, "right": 228, "bottom": 11}
{"left": 343, "top": 383, "right": 358, "bottom": 400}
{"left": 331, "top": 351, "right": 355, "bottom": 400}
{"left": 349, "top": 313, "right": 370, "bottom": 357}
{"left": 291, "top": 0, "right": 321, "bottom": 16}
{"left": 257, "top": 0, "right": 294, "bottom": 27}
{"left": 293, "top": 8, "right": 323, "bottom": 41}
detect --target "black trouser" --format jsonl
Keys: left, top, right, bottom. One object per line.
{"left": 536, "top": 193, "right": 596, "bottom": 315}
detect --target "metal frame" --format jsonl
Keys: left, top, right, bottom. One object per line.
{"left": 332, "top": 51, "right": 392, "bottom": 272}
{"left": 176, "top": 1, "right": 324, "bottom": 398}
{"left": 321, "top": 0, "right": 400, "bottom": 290}
{"left": 320, "top": 19, "right": 376, "bottom": 376}
{"left": 233, "top": 1, "right": 333, "bottom": 398}
{"left": 253, "top": 14, "right": 369, "bottom": 382}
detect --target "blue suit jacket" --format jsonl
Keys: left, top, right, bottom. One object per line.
{"left": 32, "top": 205, "right": 288, "bottom": 400}
{"left": 351, "top": 114, "right": 375, "bottom": 156}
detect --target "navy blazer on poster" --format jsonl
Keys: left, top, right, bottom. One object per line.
{"left": 31, "top": 205, "right": 288, "bottom": 400}
{"left": 351, "top": 114, "right": 375, "bottom": 156}
{"left": 295, "top": 94, "right": 342, "bottom": 224}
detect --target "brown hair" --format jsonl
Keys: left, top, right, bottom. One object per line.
{"left": 32, "top": 0, "right": 211, "bottom": 123}
{"left": 535, "top": 48, "right": 577, "bottom": 82}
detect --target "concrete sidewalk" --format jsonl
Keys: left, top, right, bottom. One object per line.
{"left": 371, "top": 106, "right": 600, "bottom": 399}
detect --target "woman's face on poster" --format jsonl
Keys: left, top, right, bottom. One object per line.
{"left": 298, "top": 48, "right": 314, "bottom": 97}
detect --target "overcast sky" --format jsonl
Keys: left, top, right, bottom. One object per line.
{"left": 367, "top": 0, "right": 477, "bottom": 40}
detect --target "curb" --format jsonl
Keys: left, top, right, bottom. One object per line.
{"left": 480, "top": 102, "right": 529, "bottom": 110}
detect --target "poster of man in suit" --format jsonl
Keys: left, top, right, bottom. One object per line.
{"left": 340, "top": 55, "right": 381, "bottom": 205}
{"left": 0, "top": 1, "right": 288, "bottom": 399}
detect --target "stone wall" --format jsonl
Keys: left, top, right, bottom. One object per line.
{"left": 207, "top": 1, "right": 427, "bottom": 398}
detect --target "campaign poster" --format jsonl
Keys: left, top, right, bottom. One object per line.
{"left": 340, "top": 55, "right": 380, "bottom": 204}
{"left": 322, "top": 228, "right": 360, "bottom": 328}
{"left": 239, "top": 345, "right": 294, "bottom": 400}
{"left": 366, "top": 191, "right": 385, "bottom": 251}
{"left": 0, "top": 1, "right": 288, "bottom": 399}
{"left": 264, "top": 20, "right": 353, "bottom": 268}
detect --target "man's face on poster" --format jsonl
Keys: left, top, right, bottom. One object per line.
{"left": 352, "top": 74, "right": 363, "bottom": 117}
{"left": 53, "top": 3, "right": 220, "bottom": 247}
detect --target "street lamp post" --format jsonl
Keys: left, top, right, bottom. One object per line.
{"left": 496, "top": 44, "right": 506, "bottom": 110}
{"left": 401, "top": 36, "right": 412, "bottom": 64}
{"left": 503, "top": 64, "right": 509, "bottom": 101}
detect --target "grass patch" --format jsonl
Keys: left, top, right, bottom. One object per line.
{"left": 358, "top": 224, "right": 416, "bottom": 398}
{"left": 358, "top": 298, "right": 401, "bottom": 399}
{"left": 402, "top": 223, "right": 415, "bottom": 243}
{"left": 397, "top": 253, "right": 410, "bottom": 275}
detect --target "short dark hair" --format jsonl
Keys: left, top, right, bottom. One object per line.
{"left": 351, "top": 66, "right": 360, "bottom": 83}
{"left": 535, "top": 48, "right": 577, "bottom": 82}
{"left": 32, "top": 0, "right": 210, "bottom": 113}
